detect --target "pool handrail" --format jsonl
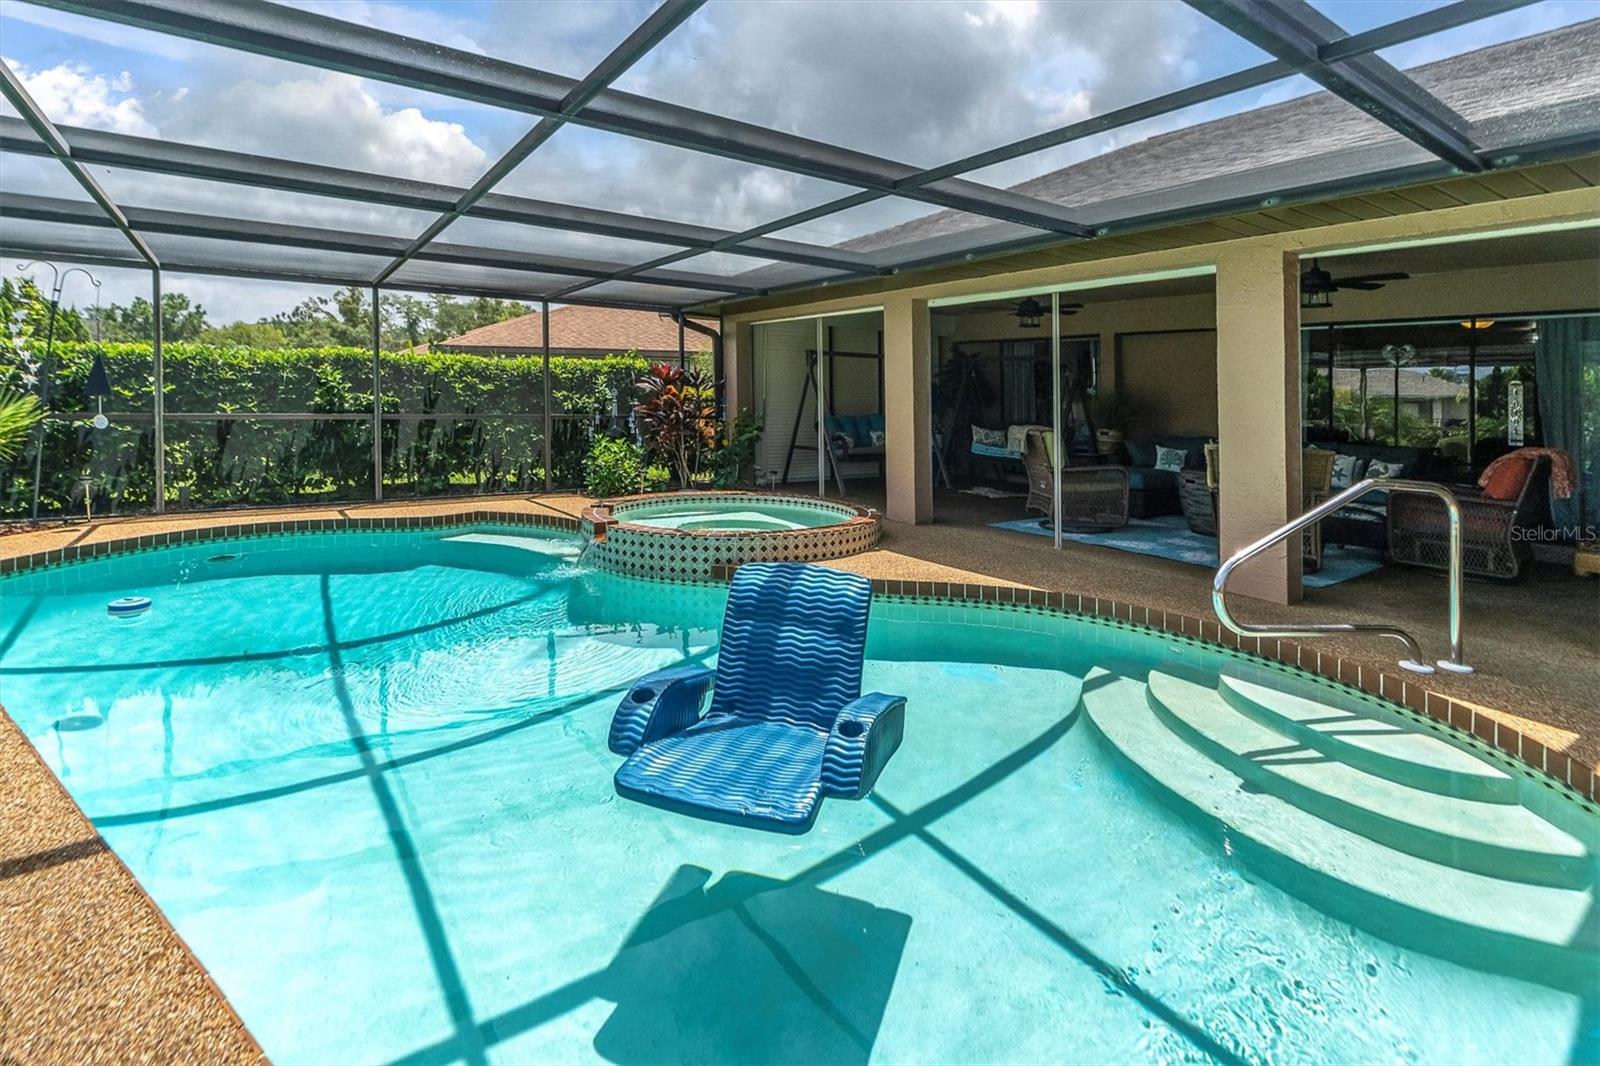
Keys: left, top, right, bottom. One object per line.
{"left": 1213, "top": 477, "right": 1471, "bottom": 676}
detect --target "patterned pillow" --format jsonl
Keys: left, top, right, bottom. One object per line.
{"left": 1365, "top": 459, "right": 1405, "bottom": 481}
{"left": 971, "top": 425, "right": 1007, "bottom": 448}
{"left": 869, "top": 429, "right": 886, "bottom": 447}
{"left": 1154, "top": 445, "right": 1187, "bottom": 472}
{"left": 1330, "top": 453, "right": 1362, "bottom": 489}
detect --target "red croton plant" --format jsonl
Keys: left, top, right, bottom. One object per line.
{"left": 633, "top": 363, "right": 718, "bottom": 488}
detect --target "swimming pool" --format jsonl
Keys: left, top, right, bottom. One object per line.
{"left": 2, "top": 525, "right": 1594, "bottom": 1064}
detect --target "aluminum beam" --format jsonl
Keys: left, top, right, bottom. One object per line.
{"left": 37, "top": 0, "right": 1094, "bottom": 236}
{"left": 1186, "top": 0, "right": 1486, "bottom": 171}
{"left": 0, "top": 62, "right": 158, "bottom": 266}
{"left": 545, "top": 0, "right": 1513, "bottom": 297}
{"left": 547, "top": 189, "right": 887, "bottom": 301}
{"left": 0, "top": 192, "right": 754, "bottom": 294}
{"left": 0, "top": 238, "right": 681, "bottom": 312}
{"left": 0, "top": 117, "right": 877, "bottom": 273}
{"left": 373, "top": 0, "right": 705, "bottom": 285}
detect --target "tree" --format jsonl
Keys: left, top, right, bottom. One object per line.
{"left": 257, "top": 287, "right": 532, "bottom": 350}
{"left": 426, "top": 294, "right": 532, "bottom": 343}
{"left": 386, "top": 294, "right": 433, "bottom": 349}
{"left": 87, "top": 293, "right": 209, "bottom": 341}
{"left": 1, "top": 277, "right": 88, "bottom": 357}
{"left": 267, "top": 286, "right": 371, "bottom": 348}
{"left": 198, "top": 321, "right": 290, "bottom": 347}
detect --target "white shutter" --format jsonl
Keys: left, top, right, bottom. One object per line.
{"left": 754, "top": 320, "right": 820, "bottom": 483}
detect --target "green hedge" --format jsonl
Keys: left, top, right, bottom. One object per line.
{"left": 2, "top": 342, "right": 652, "bottom": 515}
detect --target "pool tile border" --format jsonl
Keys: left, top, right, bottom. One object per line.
{"left": 0, "top": 510, "right": 581, "bottom": 576}
{"left": 711, "top": 565, "right": 1599, "bottom": 809}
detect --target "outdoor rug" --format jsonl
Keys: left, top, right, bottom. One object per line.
{"left": 989, "top": 513, "right": 1384, "bottom": 588}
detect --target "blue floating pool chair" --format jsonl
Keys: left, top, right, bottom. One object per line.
{"left": 608, "top": 562, "right": 906, "bottom": 834}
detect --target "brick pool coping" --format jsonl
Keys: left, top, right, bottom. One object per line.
{"left": 1, "top": 506, "right": 1591, "bottom": 808}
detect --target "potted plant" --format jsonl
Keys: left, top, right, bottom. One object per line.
{"left": 1088, "top": 392, "right": 1136, "bottom": 457}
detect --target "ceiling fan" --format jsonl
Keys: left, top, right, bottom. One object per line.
{"left": 1013, "top": 296, "right": 1084, "bottom": 327}
{"left": 1300, "top": 260, "right": 1409, "bottom": 308}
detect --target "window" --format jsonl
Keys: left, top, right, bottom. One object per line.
{"left": 1301, "top": 316, "right": 1554, "bottom": 479}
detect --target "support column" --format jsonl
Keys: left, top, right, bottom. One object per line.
{"left": 815, "top": 317, "right": 827, "bottom": 498}
{"left": 542, "top": 299, "right": 552, "bottom": 494}
{"left": 371, "top": 284, "right": 382, "bottom": 501}
{"left": 882, "top": 294, "right": 933, "bottom": 524}
{"left": 151, "top": 267, "right": 165, "bottom": 514}
{"left": 1215, "top": 246, "right": 1302, "bottom": 605}
{"left": 723, "top": 321, "right": 755, "bottom": 418}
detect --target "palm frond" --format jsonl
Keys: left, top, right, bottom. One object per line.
{"left": 0, "top": 388, "right": 44, "bottom": 463}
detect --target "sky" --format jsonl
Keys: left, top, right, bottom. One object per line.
{"left": 0, "top": 0, "right": 1590, "bottom": 324}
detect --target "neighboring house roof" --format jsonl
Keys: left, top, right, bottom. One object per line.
{"left": 1333, "top": 367, "right": 1467, "bottom": 401}
{"left": 819, "top": 20, "right": 1600, "bottom": 258}
{"left": 434, "top": 305, "right": 714, "bottom": 356}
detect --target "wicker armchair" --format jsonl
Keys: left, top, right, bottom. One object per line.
{"left": 1387, "top": 455, "right": 1549, "bottom": 580}
{"left": 1301, "top": 448, "right": 1335, "bottom": 571}
{"left": 1023, "top": 429, "right": 1130, "bottom": 531}
{"left": 1200, "top": 445, "right": 1336, "bottom": 569}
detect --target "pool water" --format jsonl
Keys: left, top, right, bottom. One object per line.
{"left": 1, "top": 527, "right": 1593, "bottom": 1065}
{"left": 615, "top": 499, "right": 844, "bottom": 532}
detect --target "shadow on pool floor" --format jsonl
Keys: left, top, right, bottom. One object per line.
{"left": 593, "top": 864, "right": 910, "bottom": 1064}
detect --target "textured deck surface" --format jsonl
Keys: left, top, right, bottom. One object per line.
{"left": 0, "top": 712, "right": 263, "bottom": 1064}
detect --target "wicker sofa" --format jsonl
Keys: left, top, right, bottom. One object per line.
{"left": 1115, "top": 435, "right": 1211, "bottom": 518}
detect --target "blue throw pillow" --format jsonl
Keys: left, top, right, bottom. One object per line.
{"left": 1154, "top": 445, "right": 1188, "bottom": 473}
{"left": 1125, "top": 440, "right": 1158, "bottom": 468}
{"left": 844, "top": 409, "right": 870, "bottom": 444}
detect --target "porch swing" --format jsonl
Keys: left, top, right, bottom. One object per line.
{"left": 780, "top": 333, "right": 887, "bottom": 495}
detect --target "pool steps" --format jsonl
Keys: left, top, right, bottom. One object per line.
{"left": 1082, "top": 668, "right": 1598, "bottom": 990}
{"left": 1147, "top": 672, "right": 1590, "bottom": 888}
{"left": 1217, "top": 675, "right": 1517, "bottom": 803}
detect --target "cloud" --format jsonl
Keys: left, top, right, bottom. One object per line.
{"left": 160, "top": 71, "right": 488, "bottom": 185}
{"left": 610, "top": 0, "right": 1207, "bottom": 170}
{"left": 3, "top": 56, "right": 158, "bottom": 136}
{"left": 517, "top": 0, "right": 1227, "bottom": 239}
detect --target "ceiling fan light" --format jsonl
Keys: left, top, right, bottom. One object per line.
{"left": 1301, "top": 289, "right": 1331, "bottom": 309}
{"left": 1459, "top": 318, "right": 1496, "bottom": 330}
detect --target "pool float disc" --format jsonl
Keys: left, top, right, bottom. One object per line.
{"left": 107, "top": 595, "right": 152, "bottom": 619}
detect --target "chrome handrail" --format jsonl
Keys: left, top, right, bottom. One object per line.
{"left": 1212, "top": 478, "right": 1471, "bottom": 676}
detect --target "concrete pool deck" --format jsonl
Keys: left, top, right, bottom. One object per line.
{"left": 1, "top": 489, "right": 1595, "bottom": 1058}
